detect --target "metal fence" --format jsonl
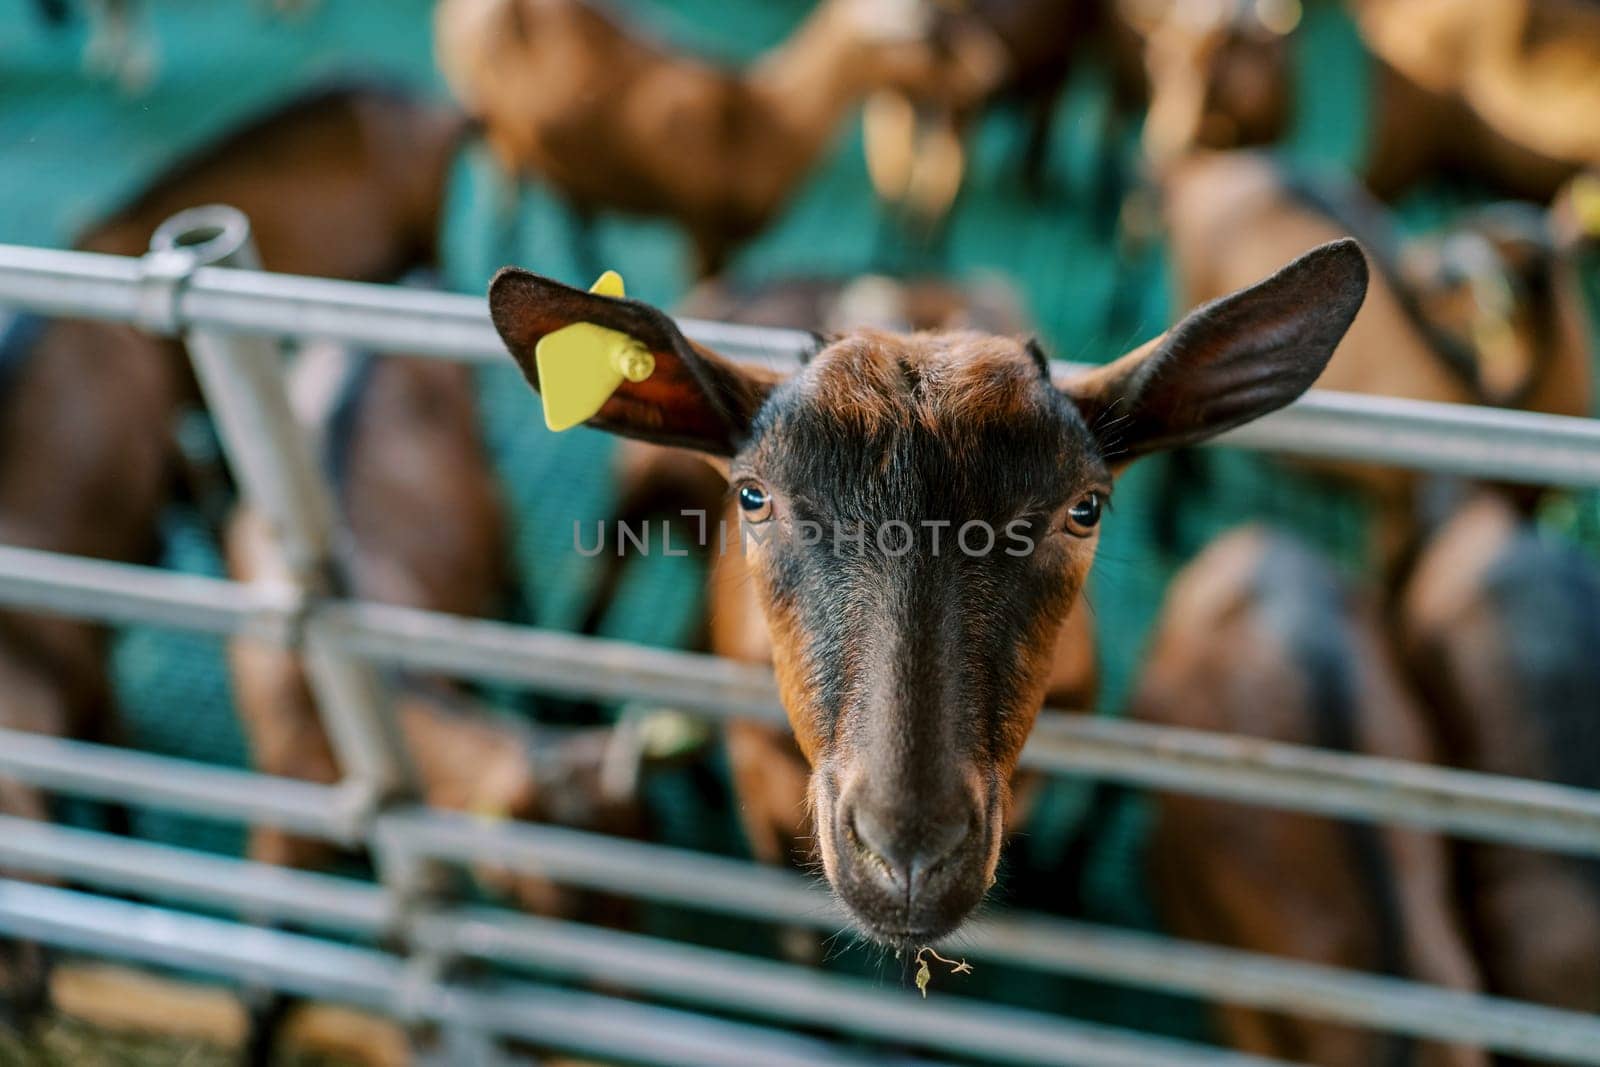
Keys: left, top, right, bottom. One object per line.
{"left": 2, "top": 205, "right": 1600, "bottom": 1066}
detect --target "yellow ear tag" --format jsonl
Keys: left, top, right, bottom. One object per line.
{"left": 534, "top": 270, "right": 657, "bottom": 432}
{"left": 471, "top": 794, "right": 509, "bottom": 823}
{"left": 1573, "top": 174, "right": 1600, "bottom": 239}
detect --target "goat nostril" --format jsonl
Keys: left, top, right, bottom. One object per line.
{"left": 844, "top": 805, "right": 969, "bottom": 892}
{"left": 846, "top": 807, "right": 906, "bottom": 886}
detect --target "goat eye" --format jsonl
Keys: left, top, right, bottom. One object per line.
{"left": 737, "top": 482, "right": 773, "bottom": 523}
{"left": 1064, "top": 493, "right": 1102, "bottom": 536}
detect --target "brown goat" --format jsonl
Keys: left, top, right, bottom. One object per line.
{"left": 78, "top": 83, "right": 465, "bottom": 276}
{"left": 488, "top": 238, "right": 1367, "bottom": 946}
{"left": 667, "top": 274, "right": 1095, "bottom": 884}
{"left": 0, "top": 84, "right": 466, "bottom": 769}
{"left": 1138, "top": 0, "right": 1600, "bottom": 199}
{"left": 226, "top": 346, "right": 700, "bottom": 1064}
{"left": 1136, "top": 0, "right": 1298, "bottom": 174}
{"left": 1398, "top": 490, "right": 1600, "bottom": 1019}
{"left": 228, "top": 350, "right": 676, "bottom": 916}
{"left": 1133, "top": 527, "right": 1486, "bottom": 1066}
{"left": 434, "top": 0, "right": 951, "bottom": 275}
{"left": 591, "top": 278, "right": 1088, "bottom": 939}
{"left": 0, "top": 80, "right": 471, "bottom": 764}
{"left": 0, "top": 84, "right": 469, "bottom": 1012}
{"left": 712, "top": 495, "right": 1098, "bottom": 876}
{"left": 226, "top": 351, "right": 510, "bottom": 870}
{"left": 1354, "top": 0, "right": 1600, "bottom": 199}
{"left": 866, "top": 0, "right": 1149, "bottom": 227}
{"left": 1163, "top": 151, "right": 1593, "bottom": 561}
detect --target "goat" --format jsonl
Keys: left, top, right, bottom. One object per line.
{"left": 1354, "top": 0, "right": 1600, "bottom": 199}
{"left": 1162, "top": 151, "right": 1593, "bottom": 565}
{"left": 865, "top": 0, "right": 1148, "bottom": 230}
{"left": 486, "top": 237, "right": 1368, "bottom": 945}
{"left": 231, "top": 345, "right": 697, "bottom": 906}
{"left": 226, "top": 346, "right": 700, "bottom": 1064}
{"left": 434, "top": 0, "right": 951, "bottom": 276}
{"left": 0, "top": 80, "right": 471, "bottom": 793}
{"left": 1398, "top": 490, "right": 1600, "bottom": 1019}
{"left": 0, "top": 83, "right": 469, "bottom": 1017}
{"left": 685, "top": 274, "right": 1094, "bottom": 887}
{"left": 226, "top": 349, "right": 511, "bottom": 866}
{"left": 1132, "top": 527, "right": 1486, "bottom": 1066}
{"left": 585, "top": 277, "right": 1088, "bottom": 953}
{"left": 1137, "top": 0, "right": 1600, "bottom": 199}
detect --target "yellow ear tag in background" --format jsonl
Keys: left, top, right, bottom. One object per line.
{"left": 1573, "top": 174, "right": 1600, "bottom": 239}
{"left": 534, "top": 270, "right": 656, "bottom": 432}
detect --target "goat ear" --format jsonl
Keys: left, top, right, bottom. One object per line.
{"left": 488, "top": 268, "right": 780, "bottom": 456}
{"left": 1063, "top": 239, "right": 1368, "bottom": 462}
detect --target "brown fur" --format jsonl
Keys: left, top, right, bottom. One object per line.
{"left": 0, "top": 319, "right": 176, "bottom": 787}
{"left": 0, "top": 87, "right": 469, "bottom": 1009}
{"left": 1134, "top": 528, "right": 1486, "bottom": 1066}
{"left": 710, "top": 495, "right": 1097, "bottom": 878}
{"left": 77, "top": 84, "right": 465, "bottom": 273}
{"left": 339, "top": 360, "right": 510, "bottom": 615}
{"left": 226, "top": 355, "right": 659, "bottom": 917}
{"left": 665, "top": 276, "right": 1093, "bottom": 879}
{"left": 1162, "top": 152, "right": 1592, "bottom": 561}
{"left": 436, "top": 0, "right": 950, "bottom": 275}
{"left": 489, "top": 239, "right": 1367, "bottom": 942}
{"left": 1139, "top": 0, "right": 1599, "bottom": 199}
{"left": 1398, "top": 491, "right": 1600, "bottom": 1018}
{"left": 225, "top": 356, "right": 511, "bottom": 870}
{"left": 788, "top": 329, "right": 1046, "bottom": 438}
{"left": 726, "top": 334, "right": 1106, "bottom": 817}
{"left": 1355, "top": 0, "right": 1600, "bottom": 199}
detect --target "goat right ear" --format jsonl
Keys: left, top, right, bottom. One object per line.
{"left": 1063, "top": 238, "right": 1368, "bottom": 462}
{"left": 488, "top": 268, "right": 780, "bottom": 456}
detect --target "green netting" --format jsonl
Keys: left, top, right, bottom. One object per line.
{"left": 4, "top": 0, "right": 1599, "bottom": 1051}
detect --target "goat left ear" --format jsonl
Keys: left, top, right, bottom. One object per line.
{"left": 489, "top": 268, "right": 780, "bottom": 456}
{"left": 1064, "top": 238, "right": 1368, "bottom": 461}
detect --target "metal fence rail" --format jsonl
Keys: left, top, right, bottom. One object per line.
{"left": 382, "top": 810, "right": 1600, "bottom": 1064}
{"left": 0, "top": 865, "right": 1289, "bottom": 1067}
{"left": 0, "top": 814, "right": 393, "bottom": 934}
{"left": 0, "top": 720, "right": 362, "bottom": 842}
{"left": 0, "top": 880, "right": 920, "bottom": 1067}
{"left": 6, "top": 544, "right": 1600, "bottom": 860}
{"left": 7, "top": 797, "right": 1600, "bottom": 1065}
{"left": 5, "top": 242, "right": 1600, "bottom": 487}
{"left": 3, "top": 220, "right": 1600, "bottom": 1065}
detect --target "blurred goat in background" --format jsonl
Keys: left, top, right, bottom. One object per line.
{"left": 1137, "top": 0, "right": 1600, "bottom": 200}
{"left": 435, "top": 0, "right": 957, "bottom": 276}
{"left": 1133, "top": 527, "right": 1486, "bottom": 1067}
{"left": 1399, "top": 490, "right": 1600, "bottom": 1018}
{"left": 864, "top": 0, "right": 1149, "bottom": 232}
{"left": 1161, "top": 152, "right": 1594, "bottom": 566}
{"left": 228, "top": 344, "right": 689, "bottom": 916}
{"left": 0, "top": 81, "right": 468, "bottom": 1018}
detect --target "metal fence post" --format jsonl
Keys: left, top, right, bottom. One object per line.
{"left": 145, "top": 205, "right": 413, "bottom": 812}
